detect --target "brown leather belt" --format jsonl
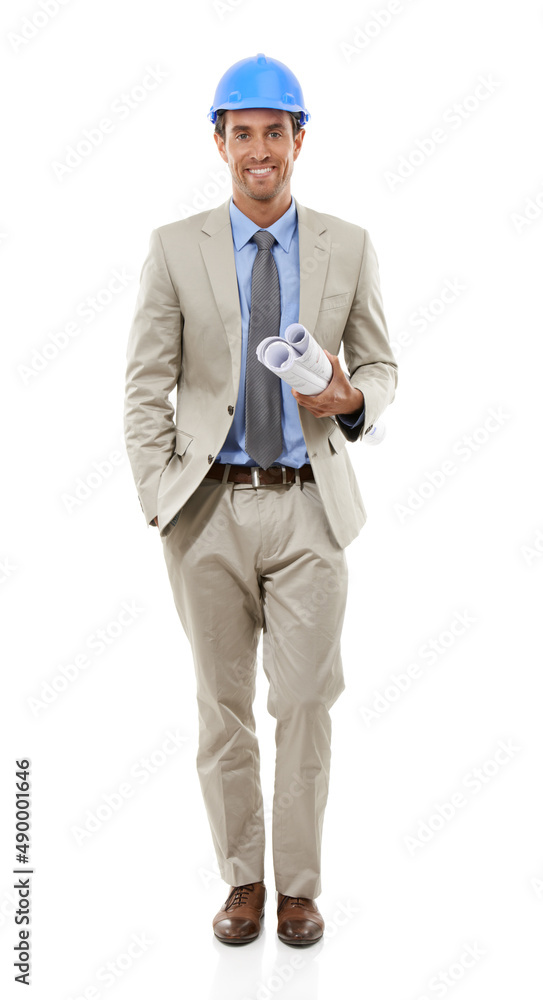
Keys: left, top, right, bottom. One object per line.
{"left": 205, "top": 462, "right": 315, "bottom": 486}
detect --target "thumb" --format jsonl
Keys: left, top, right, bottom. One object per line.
{"left": 323, "top": 348, "right": 341, "bottom": 373}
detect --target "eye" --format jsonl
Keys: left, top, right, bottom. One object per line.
{"left": 233, "top": 131, "right": 283, "bottom": 141}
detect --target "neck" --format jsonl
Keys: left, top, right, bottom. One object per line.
{"left": 231, "top": 188, "right": 292, "bottom": 227}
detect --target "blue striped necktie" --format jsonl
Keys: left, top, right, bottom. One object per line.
{"left": 244, "top": 229, "right": 283, "bottom": 468}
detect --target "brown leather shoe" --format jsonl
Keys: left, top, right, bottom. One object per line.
{"left": 212, "top": 881, "right": 266, "bottom": 944}
{"left": 277, "top": 893, "right": 324, "bottom": 945}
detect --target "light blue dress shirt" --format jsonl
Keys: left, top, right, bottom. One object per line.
{"left": 215, "top": 196, "right": 365, "bottom": 467}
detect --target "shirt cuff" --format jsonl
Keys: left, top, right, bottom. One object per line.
{"left": 336, "top": 401, "right": 365, "bottom": 430}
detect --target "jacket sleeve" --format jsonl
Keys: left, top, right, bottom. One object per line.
{"left": 336, "top": 399, "right": 365, "bottom": 432}
{"left": 124, "top": 228, "right": 182, "bottom": 525}
{"left": 338, "top": 229, "right": 398, "bottom": 443}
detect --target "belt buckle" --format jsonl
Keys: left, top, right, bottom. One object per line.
{"left": 251, "top": 466, "right": 261, "bottom": 488}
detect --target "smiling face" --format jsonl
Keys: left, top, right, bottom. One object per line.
{"left": 213, "top": 107, "right": 305, "bottom": 217}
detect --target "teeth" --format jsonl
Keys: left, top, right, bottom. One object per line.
{"left": 248, "top": 168, "right": 273, "bottom": 174}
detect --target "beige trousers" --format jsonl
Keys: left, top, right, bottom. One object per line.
{"left": 161, "top": 471, "right": 348, "bottom": 898}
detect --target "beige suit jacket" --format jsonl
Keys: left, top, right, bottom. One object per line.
{"left": 124, "top": 197, "right": 398, "bottom": 549}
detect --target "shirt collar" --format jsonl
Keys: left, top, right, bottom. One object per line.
{"left": 229, "top": 195, "right": 297, "bottom": 253}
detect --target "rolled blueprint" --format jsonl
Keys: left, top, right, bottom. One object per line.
{"left": 256, "top": 322, "right": 386, "bottom": 444}
{"left": 364, "top": 421, "right": 387, "bottom": 445}
{"left": 256, "top": 323, "right": 333, "bottom": 396}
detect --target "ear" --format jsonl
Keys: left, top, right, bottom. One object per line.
{"left": 293, "top": 128, "right": 306, "bottom": 161}
{"left": 213, "top": 131, "right": 228, "bottom": 164}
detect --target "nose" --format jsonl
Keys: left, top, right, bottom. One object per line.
{"left": 248, "top": 137, "right": 272, "bottom": 160}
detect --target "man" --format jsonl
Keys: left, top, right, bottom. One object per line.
{"left": 124, "top": 53, "right": 397, "bottom": 946}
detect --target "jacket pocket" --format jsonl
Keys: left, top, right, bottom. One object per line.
{"left": 175, "top": 428, "right": 194, "bottom": 458}
{"left": 319, "top": 292, "right": 350, "bottom": 312}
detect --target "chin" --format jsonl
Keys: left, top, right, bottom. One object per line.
{"left": 237, "top": 178, "right": 283, "bottom": 202}
{"left": 255, "top": 180, "right": 287, "bottom": 199}
{"left": 249, "top": 190, "right": 279, "bottom": 202}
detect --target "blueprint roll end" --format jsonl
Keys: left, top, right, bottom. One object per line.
{"left": 364, "top": 421, "right": 386, "bottom": 445}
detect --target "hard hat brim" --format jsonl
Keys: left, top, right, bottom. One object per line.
{"left": 208, "top": 100, "right": 309, "bottom": 124}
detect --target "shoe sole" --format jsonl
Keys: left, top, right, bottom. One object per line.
{"left": 214, "top": 935, "right": 260, "bottom": 945}
{"left": 277, "top": 933, "right": 322, "bottom": 946}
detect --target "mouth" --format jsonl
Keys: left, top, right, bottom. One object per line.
{"left": 245, "top": 166, "right": 276, "bottom": 177}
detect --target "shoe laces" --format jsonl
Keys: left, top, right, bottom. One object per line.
{"left": 277, "top": 894, "right": 308, "bottom": 913}
{"left": 224, "top": 882, "right": 260, "bottom": 910}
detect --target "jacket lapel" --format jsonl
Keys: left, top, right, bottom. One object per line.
{"left": 295, "top": 199, "right": 331, "bottom": 343}
{"left": 199, "top": 199, "right": 243, "bottom": 388}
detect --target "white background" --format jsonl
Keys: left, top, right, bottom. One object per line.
{"left": 2, "top": 0, "right": 543, "bottom": 997}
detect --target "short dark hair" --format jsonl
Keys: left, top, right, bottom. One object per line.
{"left": 214, "top": 109, "right": 302, "bottom": 142}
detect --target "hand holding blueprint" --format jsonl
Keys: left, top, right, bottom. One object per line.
{"left": 256, "top": 322, "right": 386, "bottom": 443}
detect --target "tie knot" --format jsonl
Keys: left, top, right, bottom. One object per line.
{"left": 252, "top": 229, "right": 275, "bottom": 252}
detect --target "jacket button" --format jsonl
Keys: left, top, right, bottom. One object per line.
{"left": 208, "top": 454, "right": 213, "bottom": 464}
{"left": 228, "top": 405, "right": 234, "bottom": 415}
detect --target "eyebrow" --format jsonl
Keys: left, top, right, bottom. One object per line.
{"left": 230, "top": 123, "right": 285, "bottom": 133}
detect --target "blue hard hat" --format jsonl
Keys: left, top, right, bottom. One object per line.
{"left": 208, "top": 53, "right": 310, "bottom": 126}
